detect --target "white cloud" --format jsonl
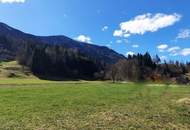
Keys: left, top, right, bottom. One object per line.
{"left": 126, "top": 51, "right": 135, "bottom": 56}
{"left": 157, "top": 44, "right": 168, "bottom": 52}
{"left": 180, "top": 48, "right": 190, "bottom": 56}
{"left": 114, "top": 13, "right": 181, "bottom": 38}
{"left": 132, "top": 44, "right": 139, "bottom": 48}
{"left": 158, "top": 45, "right": 190, "bottom": 57}
{"left": 0, "top": 0, "right": 25, "bottom": 3}
{"left": 176, "top": 29, "right": 190, "bottom": 39}
{"left": 113, "top": 30, "right": 123, "bottom": 37}
{"left": 75, "top": 35, "right": 92, "bottom": 43}
{"left": 102, "top": 26, "right": 108, "bottom": 31}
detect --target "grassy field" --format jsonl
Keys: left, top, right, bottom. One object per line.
{"left": 0, "top": 79, "right": 190, "bottom": 130}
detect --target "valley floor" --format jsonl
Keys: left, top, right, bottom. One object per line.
{"left": 0, "top": 79, "right": 190, "bottom": 130}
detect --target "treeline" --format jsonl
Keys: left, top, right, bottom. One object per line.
{"left": 15, "top": 41, "right": 190, "bottom": 84}
{"left": 16, "top": 41, "right": 105, "bottom": 80}
{"left": 106, "top": 53, "right": 190, "bottom": 84}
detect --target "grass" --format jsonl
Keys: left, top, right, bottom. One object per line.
{"left": 0, "top": 78, "right": 59, "bottom": 85}
{"left": 0, "top": 80, "right": 189, "bottom": 130}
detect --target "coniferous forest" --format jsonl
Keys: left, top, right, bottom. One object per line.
{"left": 15, "top": 39, "right": 190, "bottom": 84}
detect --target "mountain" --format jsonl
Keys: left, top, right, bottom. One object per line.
{"left": 0, "top": 22, "right": 125, "bottom": 63}
{"left": 0, "top": 22, "right": 125, "bottom": 79}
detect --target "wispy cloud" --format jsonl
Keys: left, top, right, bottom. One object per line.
{"left": 102, "top": 26, "right": 108, "bottom": 31}
{"left": 132, "top": 44, "right": 139, "bottom": 48}
{"left": 168, "top": 47, "right": 190, "bottom": 57}
{"left": 168, "top": 46, "right": 180, "bottom": 52}
{"left": 114, "top": 13, "right": 181, "bottom": 38}
{"left": 0, "top": 0, "right": 25, "bottom": 3}
{"left": 180, "top": 48, "right": 190, "bottom": 56}
{"left": 157, "top": 44, "right": 168, "bottom": 52}
{"left": 116, "top": 40, "right": 122, "bottom": 43}
{"left": 75, "top": 35, "right": 92, "bottom": 43}
{"left": 168, "top": 46, "right": 180, "bottom": 56}
{"left": 158, "top": 44, "right": 190, "bottom": 57}
{"left": 176, "top": 29, "right": 190, "bottom": 39}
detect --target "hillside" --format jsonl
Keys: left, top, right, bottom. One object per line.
{"left": 0, "top": 61, "right": 35, "bottom": 79}
{"left": 0, "top": 22, "right": 126, "bottom": 79}
{"left": 0, "top": 22, "right": 125, "bottom": 64}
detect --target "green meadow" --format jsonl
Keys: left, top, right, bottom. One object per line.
{"left": 0, "top": 79, "right": 189, "bottom": 130}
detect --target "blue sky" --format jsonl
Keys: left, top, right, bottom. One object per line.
{"left": 0, "top": 0, "right": 190, "bottom": 61}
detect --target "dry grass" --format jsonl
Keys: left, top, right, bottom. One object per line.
{"left": 0, "top": 61, "right": 35, "bottom": 79}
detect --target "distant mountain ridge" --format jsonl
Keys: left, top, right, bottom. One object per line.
{"left": 0, "top": 22, "right": 125, "bottom": 64}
